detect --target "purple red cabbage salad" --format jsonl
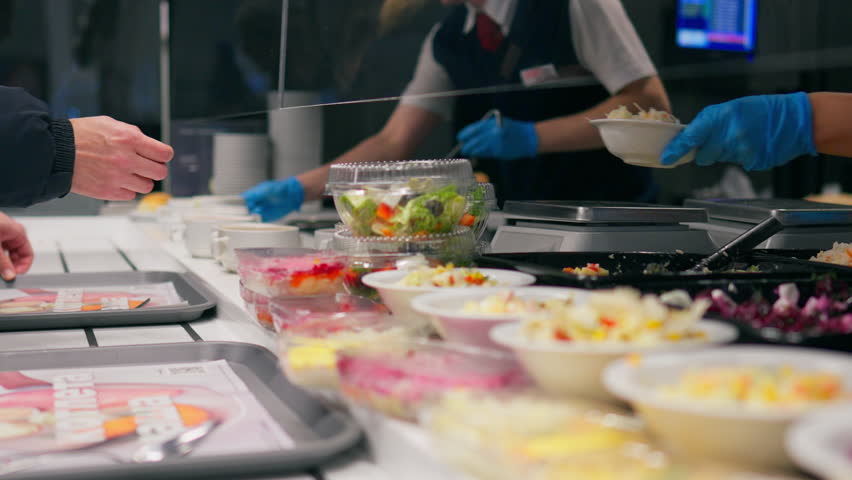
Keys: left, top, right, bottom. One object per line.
{"left": 696, "top": 276, "right": 852, "bottom": 336}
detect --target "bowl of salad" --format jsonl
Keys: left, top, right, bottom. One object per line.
{"left": 491, "top": 288, "right": 737, "bottom": 403}
{"left": 411, "top": 287, "right": 584, "bottom": 349}
{"left": 604, "top": 346, "right": 852, "bottom": 471}
{"left": 590, "top": 105, "right": 694, "bottom": 169}
{"left": 362, "top": 266, "right": 536, "bottom": 328}
{"left": 326, "top": 159, "right": 476, "bottom": 237}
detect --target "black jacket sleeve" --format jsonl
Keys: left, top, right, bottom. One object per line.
{"left": 0, "top": 86, "right": 76, "bottom": 207}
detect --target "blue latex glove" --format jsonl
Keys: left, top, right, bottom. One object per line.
{"left": 457, "top": 116, "right": 539, "bottom": 160}
{"left": 662, "top": 92, "right": 817, "bottom": 170}
{"left": 241, "top": 177, "right": 304, "bottom": 222}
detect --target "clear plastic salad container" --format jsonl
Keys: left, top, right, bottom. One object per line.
{"left": 277, "top": 311, "right": 411, "bottom": 393}
{"left": 333, "top": 227, "right": 479, "bottom": 299}
{"left": 235, "top": 248, "right": 347, "bottom": 298}
{"left": 464, "top": 182, "right": 498, "bottom": 239}
{"left": 421, "top": 391, "right": 664, "bottom": 480}
{"left": 270, "top": 293, "right": 389, "bottom": 333}
{"left": 326, "top": 159, "right": 476, "bottom": 237}
{"left": 337, "top": 340, "right": 528, "bottom": 421}
{"left": 238, "top": 281, "right": 274, "bottom": 331}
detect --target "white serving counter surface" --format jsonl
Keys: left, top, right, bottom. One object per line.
{"left": 7, "top": 215, "right": 463, "bottom": 480}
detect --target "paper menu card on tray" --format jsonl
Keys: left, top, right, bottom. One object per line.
{"left": 0, "top": 282, "right": 186, "bottom": 315}
{"left": 0, "top": 360, "right": 293, "bottom": 471}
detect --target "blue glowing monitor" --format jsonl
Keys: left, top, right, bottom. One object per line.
{"left": 677, "top": 0, "right": 757, "bottom": 52}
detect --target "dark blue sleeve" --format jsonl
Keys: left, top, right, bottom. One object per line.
{"left": 0, "top": 86, "right": 75, "bottom": 207}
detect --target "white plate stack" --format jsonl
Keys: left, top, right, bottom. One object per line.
{"left": 210, "top": 133, "right": 270, "bottom": 195}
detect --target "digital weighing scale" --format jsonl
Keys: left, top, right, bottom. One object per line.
{"left": 685, "top": 198, "right": 852, "bottom": 250}
{"left": 490, "top": 201, "right": 716, "bottom": 254}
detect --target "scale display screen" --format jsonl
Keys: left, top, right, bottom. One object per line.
{"left": 676, "top": 0, "right": 757, "bottom": 52}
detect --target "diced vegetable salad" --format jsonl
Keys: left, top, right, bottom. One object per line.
{"left": 337, "top": 183, "right": 468, "bottom": 237}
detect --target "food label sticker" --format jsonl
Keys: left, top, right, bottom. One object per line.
{"left": 521, "top": 64, "right": 559, "bottom": 87}
{"left": 53, "top": 288, "right": 84, "bottom": 313}
{"left": 0, "top": 290, "right": 29, "bottom": 302}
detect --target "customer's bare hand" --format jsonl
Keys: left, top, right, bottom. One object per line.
{"left": 69, "top": 116, "right": 174, "bottom": 201}
{"left": 0, "top": 213, "right": 33, "bottom": 281}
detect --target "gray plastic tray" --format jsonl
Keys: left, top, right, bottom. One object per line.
{"left": 0, "top": 271, "right": 217, "bottom": 330}
{"left": 0, "top": 341, "right": 362, "bottom": 480}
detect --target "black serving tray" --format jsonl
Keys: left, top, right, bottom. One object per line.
{"left": 475, "top": 251, "right": 852, "bottom": 290}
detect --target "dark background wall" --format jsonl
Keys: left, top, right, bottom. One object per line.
{"left": 3, "top": 0, "right": 852, "bottom": 206}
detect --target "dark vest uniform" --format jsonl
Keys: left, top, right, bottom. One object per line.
{"left": 432, "top": 0, "right": 655, "bottom": 203}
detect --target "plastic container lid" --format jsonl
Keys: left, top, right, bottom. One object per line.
{"left": 235, "top": 248, "right": 348, "bottom": 298}
{"left": 336, "top": 339, "right": 529, "bottom": 420}
{"left": 325, "top": 159, "right": 475, "bottom": 194}
{"left": 468, "top": 182, "right": 498, "bottom": 211}
{"left": 332, "top": 226, "right": 478, "bottom": 259}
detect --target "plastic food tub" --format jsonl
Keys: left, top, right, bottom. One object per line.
{"left": 235, "top": 248, "right": 346, "bottom": 298}
{"left": 421, "top": 390, "right": 667, "bottom": 480}
{"left": 270, "top": 293, "right": 389, "bottom": 333}
{"left": 239, "top": 281, "right": 273, "bottom": 331}
{"left": 326, "top": 159, "right": 476, "bottom": 237}
{"left": 333, "top": 227, "right": 479, "bottom": 299}
{"left": 603, "top": 346, "right": 852, "bottom": 471}
{"left": 337, "top": 340, "right": 528, "bottom": 421}
{"left": 278, "top": 311, "right": 409, "bottom": 392}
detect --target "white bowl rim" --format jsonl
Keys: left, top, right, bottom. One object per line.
{"left": 602, "top": 345, "right": 852, "bottom": 421}
{"left": 589, "top": 118, "right": 687, "bottom": 129}
{"left": 490, "top": 320, "right": 736, "bottom": 354}
{"left": 410, "top": 286, "right": 587, "bottom": 321}
{"left": 362, "top": 268, "right": 536, "bottom": 293}
{"left": 786, "top": 405, "right": 852, "bottom": 480}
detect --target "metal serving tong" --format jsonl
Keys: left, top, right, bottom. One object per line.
{"left": 690, "top": 208, "right": 852, "bottom": 272}
{"left": 445, "top": 108, "right": 503, "bottom": 159}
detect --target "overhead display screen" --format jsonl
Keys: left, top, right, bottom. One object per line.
{"left": 677, "top": 0, "right": 757, "bottom": 52}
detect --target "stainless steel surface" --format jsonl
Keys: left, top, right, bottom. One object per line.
{"left": 490, "top": 223, "right": 716, "bottom": 254}
{"left": 132, "top": 421, "right": 218, "bottom": 463}
{"left": 685, "top": 198, "right": 852, "bottom": 225}
{"left": 503, "top": 200, "right": 709, "bottom": 224}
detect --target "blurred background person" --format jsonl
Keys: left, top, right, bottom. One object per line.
{"left": 243, "top": 0, "right": 671, "bottom": 221}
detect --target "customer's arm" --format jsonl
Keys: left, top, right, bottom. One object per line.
{"left": 0, "top": 87, "right": 174, "bottom": 207}
{"left": 0, "top": 87, "right": 76, "bottom": 207}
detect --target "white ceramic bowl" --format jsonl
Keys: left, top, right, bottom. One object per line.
{"left": 491, "top": 320, "right": 736, "bottom": 404}
{"left": 603, "top": 346, "right": 852, "bottom": 472}
{"left": 787, "top": 405, "right": 852, "bottom": 480}
{"left": 589, "top": 118, "right": 695, "bottom": 168}
{"left": 411, "top": 286, "right": 585, "bottom": 349}
{"left": 361, "top": 269, "right": 536, "bottom": 328}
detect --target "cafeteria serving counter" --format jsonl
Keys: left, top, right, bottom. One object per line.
{"left": 2, "top": 215, "right": 417, "bottom": 480}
